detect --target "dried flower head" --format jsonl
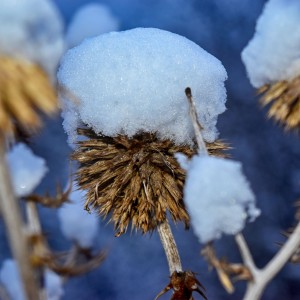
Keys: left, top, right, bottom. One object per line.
{"left": 0, "top": 55, "right": 58, "bottom": 136}
{"left": 258, "top": 76, "right": 300, "bottom": 130}
{"left": 72, "top": 127, "right": 228, "bottom": 235}
{"left": 155, "top": 271, "right": 207, "bottom": 300}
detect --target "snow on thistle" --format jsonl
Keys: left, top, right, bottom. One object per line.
{"left": 0, "top": 0, "right": 63, "bottom": 135}
{"left": 0, "top": 259, "right": 64, "bottom": 300}
{"left": 66, "top": 3, "right": 120, "bottom": 49}
{"left": 58, "top": 187, "right": 99, "bottom": 249}
{"left": 6, "top": 143, "right": 48, "bottom": 197}
{"left": 184, "top": 155, "right": 260, "bottom": 244}
{"left": 0, "top": 0, "right": 64, "bottom": 77}
{"left": 241, "top": 0, "right": 300, "bottom": 130}
{"left": 58, "top": 27, "right": 228, "bottom": 235}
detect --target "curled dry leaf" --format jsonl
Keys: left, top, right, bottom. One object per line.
{"left": 155, "top": 271, "right": 207, "bottom": 300}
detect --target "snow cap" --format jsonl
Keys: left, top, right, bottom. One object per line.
{"left": 58, "top": 28, "right": 227, "bottom": 146}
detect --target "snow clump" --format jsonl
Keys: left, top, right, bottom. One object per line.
{"left": 66, "top": 3, "right": 119, "bottom": 48}
{"left": 58, "top": 28, "right": 227, "bottom": 146}
{"left": 0, "top": 259, "right": 64, "bottom": 300}
{"left": 58, "top": 187, "right": 99, "bottom": 248}
{"left": 0, "top": 0, "right": 64, "bottom": 77}
{"left": 7, "top": 143, "right": 48, "bottom": 197}
{"left": 242, "top": 0, "right": 300, "bottom": 87}
{"left": 184, "top": 156, "right": 260, "bottom": 244}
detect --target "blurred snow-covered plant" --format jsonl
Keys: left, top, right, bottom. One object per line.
{"left": 242, "top": 0, "right": 300, "bottom": 130}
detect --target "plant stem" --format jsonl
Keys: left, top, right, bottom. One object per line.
{"left": 185, "top": 87, "right": 208, "bottom": 156}
{"left": 0, "top": 136, "right": 39, "bottom": 300}
{"left": 242, "top": 220, "right": 300, "bottom": 300}
{"left": 157, "top": 220, "right": 182, "bottom": 274}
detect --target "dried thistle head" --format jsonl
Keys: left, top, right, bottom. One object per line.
{"left": 258, "top": 76, "right": 300, "bottom": 130}
{"left": 155, "top": 271, "right": 207, "bottom": 300}
{"left": 0, "top": 55, "right": 58, "bottom": 136}
{"left": 72, "top": 127, "right": 228, "bottom": 235}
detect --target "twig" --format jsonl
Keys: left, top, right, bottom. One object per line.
{"left": 0, "top": 135, "right": 39, "bottom": 300}
{"left": 157, "top": 220, "right": 182, "bottom": 274}
{"left": 235, "top": 233, "right": 259, "bottom": 278}
{"left": 185, "top": 87, "right": 208, "bottom": 156}
{"left": 243, "top": 220, "right": 300, "bottom": 300}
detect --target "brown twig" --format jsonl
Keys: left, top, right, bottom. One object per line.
{"left": 0, "top": 135, "right": 39, "bottom": 300}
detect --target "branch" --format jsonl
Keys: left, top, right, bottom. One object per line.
{"left": 243, "top": 221, "right": 300, "bottom": 300}
{"left": 157, "top": 220, "right": 182, "bottom": 274}
{"left": 235, "top": 233, "right": 259, "bottom": 278}
{"left": 0, "top": 136, "right": 39, "bottom": 300}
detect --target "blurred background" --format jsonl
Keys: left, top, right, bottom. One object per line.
{"left": 2, "top": 0, "right": 300, "bottom": 299}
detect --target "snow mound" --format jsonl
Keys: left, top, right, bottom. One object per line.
{"left": 184, "top": 156, "right": 260, "bottom": 244}
{"left": 0, "top": 260, "right": 64, "bottom": 300}
{"left": 58, "top": 28, "right": 227, "bottom": 146}
{"left": 242, "top": 0, "right": 300, "bottom": 87}
{"left": 7, "top": 143, "right": 48, "bottom": 197}
{"left": 58, "top": 187, "right": 99, "bottom": 248}
{"left": 66, "top": 3, "right": 119, "bottom": 48}
{"left": 0, "top": 0, "right": 64, "bottom": 76}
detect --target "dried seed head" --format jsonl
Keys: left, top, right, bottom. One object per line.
{"left": 258, "top": 76, "right": 300, "bottom": 130}
{"left": 72, "top": 128, "right": 228, "bottom": 235}
{"left": 0, "top": 56, "right": 58, "bottom": 136}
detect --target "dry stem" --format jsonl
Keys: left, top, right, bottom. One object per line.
{"left": 157, "top": 220, "right": 182, "bottom": 274}
{"left": 0, "top": 135, "right": 39, "bottom": 300}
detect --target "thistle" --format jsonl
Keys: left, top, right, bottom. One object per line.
{"left": 0, "top": 56, "right": 58, "bottom": 136}
{"left": 257, "top": 75, "right": 300, "bottom": 130}
{"left": 72, "top": 127, "right": 228, "bottom": 235}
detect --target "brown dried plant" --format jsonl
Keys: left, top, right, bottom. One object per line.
{"left": 72, "top": 127, "right": 228, "bottom": 235}
{"left": 155, "top": 271, "right": 207, "bottom": 300}
{"left": 0, "top": 55, "right": 58, "bottom": 136}
{"left": 202, "top": 244, "right": 252, "bottom": 294}
{"left": 258, "top": 75, "right": 300, "bottom": 130}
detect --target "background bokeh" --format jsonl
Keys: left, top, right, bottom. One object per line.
{"left": 2, "top": 1, "right": 300, "bottom": 299}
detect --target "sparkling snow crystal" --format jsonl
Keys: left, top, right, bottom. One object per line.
{"left": 0, "top": 0, "right": 64, "bottom": 76}
{"left": 58, "top": 28, "right": 227, "bottom": 146}
{"left": 66, "top": 3, "right": 119, "bottom": 48}
{"left": 7, "top": 143, "right": 48, "bottom": 197}
{"left": 58, "top": 187, "right": 99, "bottom": 248}
{"left": 242, "top": 0, "right": 300, "bottom": 87}
{"left": 184, "top": 156, "right": 260, "bottom": 244}
{"left": 0, "top": 260, "right": 64, "bottom": 300}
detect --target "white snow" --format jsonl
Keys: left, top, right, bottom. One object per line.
{"left": 7, "top": 143, "right": 48, "bottom": 197}
{"left": 184, "top": 156, "right": 260, "bottom": 244}
{"left": 242, "top": 0, "right": 300, "bottom": 87}
{"left": 0, "top": 0, "right": 65, "bottom": 77}
{"left": 66, "top": 3, "right": 119, "bottom": 49}
{"left": 58, "top": 28, "right": 227, "bottom": 146}
{"left": 0, "top": 260, "right": 64, "bottom": 300}
{"left": 58, "top": 187, "right": 99, "bottom": 248}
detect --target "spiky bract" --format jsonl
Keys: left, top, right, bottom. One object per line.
{"left": 0, "top": 56, "right": 57, "bottom": 136}
{"left": 258, "top": 76, "right": 300, "bottom": 130}
{"left": 72, "top": 128, "right": 228, "bottom": 235}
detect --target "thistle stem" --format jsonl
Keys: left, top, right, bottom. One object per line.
{"left": 0, "top": 135, "right": 39, "bottom": 300}
{"left": 157, "top": 220, "right": 182, "bottom": 274}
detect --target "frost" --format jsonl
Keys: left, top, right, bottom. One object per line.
{"left": 242, "top": 0, "right": 300, "bottom": 87}
{"left": 7, "top": 143, "right": 48, "bottom": 197}
{"left": 58, "top": 187, "right": 99, "bottom": 248}
{"left": 66, "top": 3, "right": 119, "bottom": 48}
{"left": 0, "top": 260, "right": 64, "bottom": 300}
{"left": 58, "top": 28, "right": 227, "bottom": 146}
{"left": 184, "top": 156, "right": 260, "bottom": 244}
{"left": 0, "top": 0, "right": 65, "bottom": 77}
